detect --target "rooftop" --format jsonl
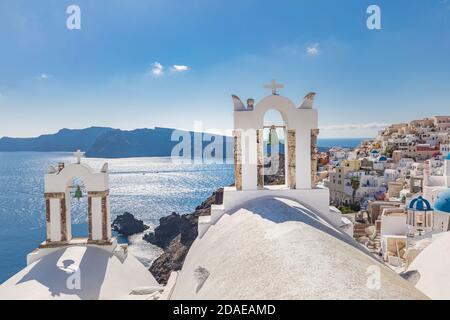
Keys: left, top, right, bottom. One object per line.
{"left": 0, "top": 246, "right": 159, "bottom": 300}
{"left": 170, "top": 197, "right": 426, "bottom": 300}
{"left": 409, "top": 196, "right": 433, "bottom": 212}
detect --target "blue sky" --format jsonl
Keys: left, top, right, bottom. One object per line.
{"left": 0, "top": 0, "right": 449, "bottom": 138}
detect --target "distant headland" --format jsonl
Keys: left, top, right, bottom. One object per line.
{"left": 0, "top": 126, "right": 366, "bottom": 158}
{"left": 0, "top": 126, "right": 232, "bottom": 159}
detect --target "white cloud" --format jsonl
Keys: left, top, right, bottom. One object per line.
{"left": 171, "top": 65, "right": 190, "bottom": 72}
{"left": 148, "top": 62, "right": 191, "bottom": 77}
{"left": 38, "top": 74, "right": 49, "bottom": 80}
{"left": 151, "top": 62, "right": 164, "bottom": 76}
{"left": 306, "top": 43, "right": 320, "bottom": 56}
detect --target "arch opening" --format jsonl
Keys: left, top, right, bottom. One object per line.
{"left": 67, "top": 177, "right": 89, "bottom": 240}
{"left": 263, "top": 109, "right": 287, "bottom": 187}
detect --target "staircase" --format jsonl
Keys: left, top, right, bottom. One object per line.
{"left": 353, "top": 223, "right": 382, "bottom": 256}
{"left": 366, "top": 234, "right": 381, "bottom": 254}
{"left": 353, "top": 223, "right": 369, "bottom": 238}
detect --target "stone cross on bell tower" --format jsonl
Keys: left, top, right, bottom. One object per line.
{"left": 264, "top": 79, "right": 284, "bottom": 95}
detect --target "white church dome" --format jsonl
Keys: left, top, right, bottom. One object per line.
{"left": 170, "top": 197, "right": 427, "bottom": 300}
{"left": 0, "top": 245, "right": 159, "bottom": 300}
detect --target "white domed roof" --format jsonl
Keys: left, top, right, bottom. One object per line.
{"left": 170, "top": 197, "right": 427, "bottom": 300}
{"left": 0, "top": 246, "right": 158, "bottom": 300}
{"left": 407, "top": 231, "right": 450, "bottom": 299}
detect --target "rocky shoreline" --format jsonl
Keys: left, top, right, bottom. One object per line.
{"left": 144, "top": 154, "right": 286, "bottom": 284}
{"left": 112, "top": 212, "right": 149, "bottom": 236}
{"left": 146, "top": 189, "right": 222, "bottom": 284}
{"left": 110, "top": 153, "right": 287, "bottom": 285}
{"left": 110, "top": 191, "right": 221, "bottom": 285}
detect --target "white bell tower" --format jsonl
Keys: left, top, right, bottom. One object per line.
{"left": 42, "top": 150, "right": 112, "bottom": 246}
{"left": 233, "top": 80, "right": 319, "bottom": 190}
{"left": 197, "top": 81, "right": 341, "bottom": 238}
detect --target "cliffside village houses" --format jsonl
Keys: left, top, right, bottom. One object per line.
{"left": 321, "top": 116, "right": 450, "bottom": 269}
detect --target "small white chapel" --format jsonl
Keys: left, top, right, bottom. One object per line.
{"left": 0, "top": 152, "right": 159, "bottom": 300}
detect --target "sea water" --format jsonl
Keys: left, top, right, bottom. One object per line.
{"left": 0, "top": 152, "right": 234, "bottom": 283}
{"left": 0, "top": 138, "right": 364, "bottom": 283}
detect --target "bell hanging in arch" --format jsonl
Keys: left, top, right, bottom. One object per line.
{"left": 74, "top": 185, "right": 83, "bottom": 201}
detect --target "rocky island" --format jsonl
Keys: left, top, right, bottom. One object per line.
{"left": 147, "top": 155, "right": 286, "bottom": 284}
{"left": 146, "top": 189, "right": 221, "bottom": 284}
{"left": 112, "top": 212, "right": 149, "bottom": 236}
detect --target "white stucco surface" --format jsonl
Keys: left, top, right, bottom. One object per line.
{"left": 0, "top": 246, "right": 158, "bottom": 300}
{"left": 45, "top": 163, "right": 108, "bottom": 193}
{"left": 407, "top": 231, "right": 450, "bottom": 299}
{"left": 171, "top": 197, "right": 427, "bottom": 300}
{"left": 380, "top": 215, "right": 407, "bottom": 237}
{"left": 222, "top": 186, "right": 333, "bottom": 225}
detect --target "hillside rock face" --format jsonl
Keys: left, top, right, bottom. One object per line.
{"left": 144, "top": 212, "right": 187, "bottom": 248}
{"left": 147, "top": 189, "right": 221, "bottom": 284}
{"left": 112, "top": 212, "right": 149, "bottom": 236}
{"left": 0, "top": 127, "right": 113, "bottom": 152}
{"left": 85, "top": 127, "right": 175, "bottom": 158}
{"left": 85, "top": 127, "right": 233, "bottom": 158}
{"left": 0, "top": 125, "right": 233, "bottom": 159}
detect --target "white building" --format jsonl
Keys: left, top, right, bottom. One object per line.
{"left": 384, "top": 169, "right": 399, "bottom": 184}
{"left": 441, "top": 143, "right": 450, "bottom": 158}
{"left": 343, "top": 171, "right": 385, "bottom": 207}
{"left": 381, "top": 208, "right": 408, "bottom": 238}
{"left": 423, "top": 154, "right": 450, "bottom": 205}
{"left": 410, "top": 162, "right": 424, "bottom": 178}
{"left": 380, "top": 207, "right": 408, "bottom": 264}
{"left": 433, "top": 116, "right": 450, "bottom": 131}
{"left": 329, "top": 147, "right": 350, "bottom": 162}
{"left": 425, "top": 133, "right": 439, "bottom": 147}
{"left": 399, "top": 158, "right": 415, "bottom": 170}
{"left": 373, "top": 155, "right": 388, "bottom": 171}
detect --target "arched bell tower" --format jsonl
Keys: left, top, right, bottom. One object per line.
{"left": 41, "top": 150, "right": 112, "bottom": 247}
{"left": 197, "top": 81, "right": 339, "bottom": 239}
{"left": 232, "top": 80, "right": 320, "bottom": 191}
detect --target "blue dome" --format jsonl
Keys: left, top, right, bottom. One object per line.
{"left": 435, "top": 190, "right": 450, "bottom": 214}
{"left": 371, "top": 150, "right": 379, "bottom": 154}
{"left": 378, "top": 156, "right": 387, "bottom": 161}
{"left": 409, "top": 196, "right": 432, "bottom": 211}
